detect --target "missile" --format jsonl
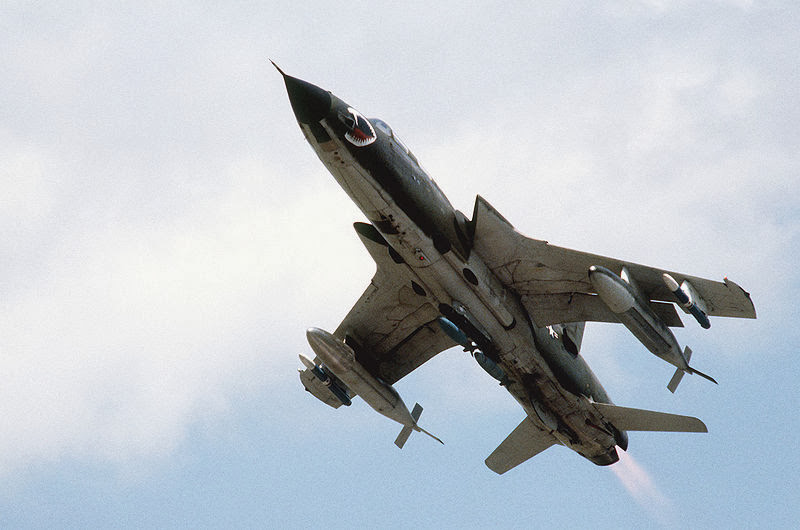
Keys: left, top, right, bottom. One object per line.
{"left": 305, "top": 328, "right": 442, "bottom": 446}
{"left": 298, "top": 353, "right": 352, "bottom": 406}
{"left": 589, "top": 265, "right": 716, "bottom": 391}
{"left": 298, "top": 353, "right": 316, "bottom": 371}
{"left": 662, "top": 273, "right": 711, "bottom": 329}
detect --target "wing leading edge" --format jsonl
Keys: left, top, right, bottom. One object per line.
{"left": 329, "top": 222, "right": 456, "bottom": 386}
{"left": 485, "top": 417, "right": 557, "bottom": 474}
{"left": 298, "top": 222, "right": 455, "bottom": 413}
{"left": 470, "top": 195, "right": 756, "bottom": 326}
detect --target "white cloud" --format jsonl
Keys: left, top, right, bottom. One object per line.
{"left": 0, "top": 4, "right": 796, "bottom": 503}
{"left": 0, "top": 140, "right": 376, "bottom": 474}
{"left": 0, "top": 138, "right": 58, "bottom": 249}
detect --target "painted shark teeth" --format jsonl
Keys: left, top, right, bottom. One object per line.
{"left": 343, "top": 107, "right": 376, "bottom": 147}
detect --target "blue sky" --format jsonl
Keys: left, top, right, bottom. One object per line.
{"left": 1, "top": 1, "right": 798, "bottom": 528}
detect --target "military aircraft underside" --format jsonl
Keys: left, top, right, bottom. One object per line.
{"left": 275, "top": 63, "right": 757, "bottom": 472}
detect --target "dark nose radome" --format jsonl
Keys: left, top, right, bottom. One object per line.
{"left": 272, "top": 61, "right": 331, "bottom": 124}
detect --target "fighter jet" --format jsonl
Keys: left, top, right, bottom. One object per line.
{"left": 275, "top": 63, "right": 756, "bottom": 472}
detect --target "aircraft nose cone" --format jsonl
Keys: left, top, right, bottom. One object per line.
{"left": 273, "top": 62, "right": 331, "bottom": 124}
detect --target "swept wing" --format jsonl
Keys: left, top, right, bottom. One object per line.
{"left": 470, "top": 195, "right": 756, "bottom": 327}
{"left": 305, "top": 222, "right": 456, "bottom": 388}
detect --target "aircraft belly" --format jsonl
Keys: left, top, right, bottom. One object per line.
{"left": 329, "top": 165, "right": 390, "bottom": 215}
{"left": 365, "top": 197, "right": 620, "bottom": 460}
{"left": 310, "top": 130, "right": 620, "bottom": 463}
{"left": 504, "top": 384, "right": 617, "bottom": 463}
{"left": 314, "top": 136, "right": 392, "bottom": 217}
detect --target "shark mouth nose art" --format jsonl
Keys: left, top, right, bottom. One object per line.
{"left": 341, "top": 107, "right": 377, "bottom": 147}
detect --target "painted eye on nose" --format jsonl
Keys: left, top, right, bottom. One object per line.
{"left": 340, "top": 107, "right": 376, "bottom": 147}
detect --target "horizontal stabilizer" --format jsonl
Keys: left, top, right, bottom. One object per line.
{"left": 485, "top": 417, "right": 556, "bottom": 474}
{"left": 593, "top": 403, "right": 707, "bottom": 433}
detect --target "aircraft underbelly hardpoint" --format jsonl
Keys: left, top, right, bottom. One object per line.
{"left": 275, "top": 64, "right": 757, "bottom": 473}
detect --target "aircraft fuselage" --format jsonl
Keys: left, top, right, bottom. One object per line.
{"left": 282, "top": 71, "right": 627, "bottom": 465}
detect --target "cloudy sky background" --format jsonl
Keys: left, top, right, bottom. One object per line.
{"left": 2, "top": 1, "right": 798, "bottom": 527}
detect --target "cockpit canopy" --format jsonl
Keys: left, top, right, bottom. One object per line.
{"left": 372, "top": 118, "right": 392, "bottom": 137}
{"left": 372, "top": 119, "right": 418, "bottom": 165}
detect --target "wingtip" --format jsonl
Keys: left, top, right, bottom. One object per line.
{"left": 723, "top": 277, "right": 757, "bottom": 318}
